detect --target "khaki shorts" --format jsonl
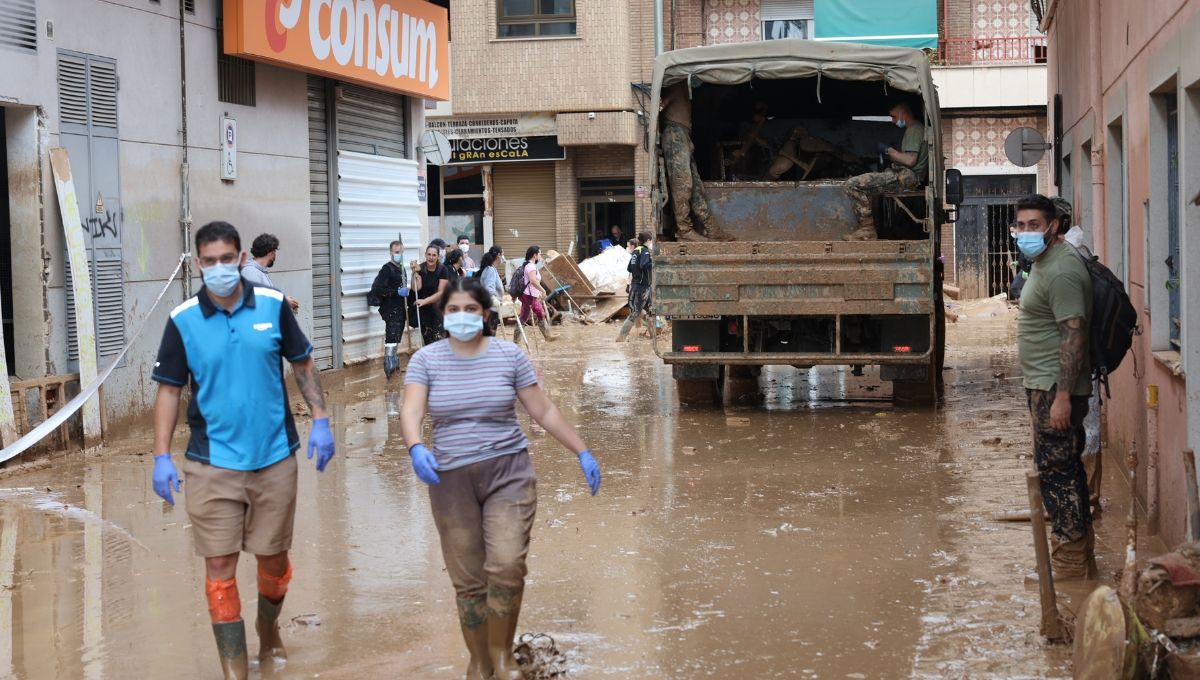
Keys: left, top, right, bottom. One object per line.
{"left": 183, "top": 455, "right": 298, "bottom": 558}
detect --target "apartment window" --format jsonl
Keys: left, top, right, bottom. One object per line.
{"left": 497, "top": 0, "right": 575, "bottom": 38}
{"left": 762, "top": 0, "right": 814, "bottom": 41}
{"left": 1150, "top": 90, "right": 1181, "bottom": 352}
{"left": 1106, "top": 119, "right": 1127, "bottom": 284}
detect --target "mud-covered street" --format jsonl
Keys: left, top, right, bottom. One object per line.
{"left": 0, "top": 305, "right": 1150, "bottom": 679}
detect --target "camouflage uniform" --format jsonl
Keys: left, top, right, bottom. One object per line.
{"left": 1027, "top": 388, "right": 1093, "bottom": 569}
{"left": 844, "top": 167, "right": 919, "bottom": 233}
{"left": 662, "top": 122, "right": 715, "bottom": 238}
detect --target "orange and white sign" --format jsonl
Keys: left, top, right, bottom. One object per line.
{"left": 223, "top": 0, "right": 449, "bottom": 100}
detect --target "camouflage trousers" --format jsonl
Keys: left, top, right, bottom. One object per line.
{"left": 1027, "top": 388, "right": 1092, "bottom": 544}
{"left": 662, "top": 122, "right": 714, "bottom": 236}
{"left": 844, "top": 167, "right": 918, "bottom": 230}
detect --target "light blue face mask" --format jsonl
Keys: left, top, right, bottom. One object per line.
{"left": 444, "top": 311, "right": 484, "bottom": 341}
{"left": 896, "top": 119, "right": 907, "bottom": 129}
{"left": 1015, "top": 231, "right": 1049, "bottom": 259}
{"left": 202, "top": 262, "right": 241, "bottom": 297}
{"left": 392, "top": 253, "right": 403, "bottom": 263}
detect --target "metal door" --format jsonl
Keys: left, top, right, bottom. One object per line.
{"left": 307, "top": 77, "right": 335, "bottom": 368}
{"left": 58, "top": 50, "right": 125, "bottom": 367}
{"left": 956, "top": 174, "right": 1036, "bottom": 299}
{"left": 493, "top": 163, "right": 556, "bottom": 254}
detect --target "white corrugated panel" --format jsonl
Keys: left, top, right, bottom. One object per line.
{"left": 760, "top": 0, "right": 814, "bottom": 20}
{"left": 337, "top": 151, "right": 422, "bottom": 365}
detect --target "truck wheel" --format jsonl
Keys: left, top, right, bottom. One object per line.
{"left": 675, "top": 378, "right": 720, "bottom": 405}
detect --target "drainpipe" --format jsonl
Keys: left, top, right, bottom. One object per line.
{"left": 1089, "top": 2, "right": 1104, "bottom": 244}
{"left": 1147, "top": 385, "right": 1160, "bottom": 533}
{"left": 179, "top": 0, "right": 193, "bottom": 297}
{"left": 654, "top": 0, "right": 664, "bottom": 56}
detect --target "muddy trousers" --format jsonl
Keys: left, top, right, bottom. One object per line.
{"left": 617, "top": 283, "right": 652, "bottom": 340}
{"left": 662, "top": 121, "right": 714, "bottom": 236}
{"left": 429, "top": 451, "right": 538, "bottom": 629}
{"left": 844, "top": 168, "right": 918, "bottom": 232}
{"left": 1027, "top": 389, "right": 1092, "bottom": 546}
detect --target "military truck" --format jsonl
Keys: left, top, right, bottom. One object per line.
{"left": 648, "top": 40, "right": 963, "bottom": 404}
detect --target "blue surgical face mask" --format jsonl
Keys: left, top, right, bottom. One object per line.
{"left": 444, "top": 311, "right": 484, "bottom": 341}
{"left": 1015, "top": 231, "right": 1049, "bottom": 259}
{"left": 392, "top": 253, "right": 403, "bottom": 263}
{"left": 896, "top": 119, "right": 907, "bottom": 129}
{"left": 202, "top": 262, "right": 241, "bottom": 297}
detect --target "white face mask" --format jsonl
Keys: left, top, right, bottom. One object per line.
{"left": 459, "top": 243, "right": 470, "bottom": 254}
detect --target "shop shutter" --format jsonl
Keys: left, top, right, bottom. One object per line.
{"left": 492, "top": 163, "right": 556, "bottom": 257}
{"left": 59, "top": 50, "right": 125, "bottom": 365}
{"left": 336, "top": 84, "right": 407, "bottom": 158}
{"left": 307, "top": 77, "right": 335, "bottom": 368}
{"left": 760, "top": 0, "right": 814, "bottom": 20}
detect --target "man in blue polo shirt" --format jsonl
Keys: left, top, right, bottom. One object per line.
{"left": 150, "top": 221, "right": 335, "bottom": 679}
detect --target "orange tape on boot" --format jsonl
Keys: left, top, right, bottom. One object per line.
{"left": 205, "top": 577, "right": 241, "bottom": 623}
{"left": 257, "top": 561, "right": 293, "bottom": 602}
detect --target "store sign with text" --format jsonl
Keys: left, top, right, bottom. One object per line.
{"left": 427, "top": 113, "right": 556, "bottom": 140}
{"left": 448, "top": 136, "right": 565, "bottom": 164}
{"left": 223, "top": 0, "right": 449, "bottom": 100}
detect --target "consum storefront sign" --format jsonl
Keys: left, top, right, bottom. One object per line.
{"left": 222, "top": 0, "right": 450, "bottom": 101}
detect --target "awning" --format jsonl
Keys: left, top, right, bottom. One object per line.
{"left": 814, "top": 0, "right": 938, "bottom": 49}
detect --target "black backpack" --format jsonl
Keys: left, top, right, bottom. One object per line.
{"left": 1072, "top": 247, "right": 1140, "bottom": 398}
{"left": 507, "top": 263, "right": 527, "bottom": 298}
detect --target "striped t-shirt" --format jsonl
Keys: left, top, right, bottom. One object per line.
{"left": 404, "top": 338, "right": 539, "bottom": 470}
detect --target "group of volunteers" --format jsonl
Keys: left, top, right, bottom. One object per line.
{"left": 148, "top": 222, "right": 601, "bottom": 680}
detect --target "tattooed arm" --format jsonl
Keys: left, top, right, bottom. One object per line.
{"left": 1050, "top": 317, "right": 1086, "bottom": 430}
{"left": 291, "top": 356, "right": 328, "bottom": 419}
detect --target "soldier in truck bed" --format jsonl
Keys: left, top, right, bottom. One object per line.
{"left": 732, "top": 103, "right": 861, "bottom": 180}
{"left": 660, "top": 82, "right": 733, "bottom": 242}
{"left": 843, "top": 101, "right": 929, "bottom": 241}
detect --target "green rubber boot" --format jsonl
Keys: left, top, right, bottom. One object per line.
{"left": 212, "top": 620, "right": 249, "bottom": 680}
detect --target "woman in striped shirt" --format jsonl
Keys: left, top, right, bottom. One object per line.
{"left": 401, "top": 277, "right": 601, "bottom": 680}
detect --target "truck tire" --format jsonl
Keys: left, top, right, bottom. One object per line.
{"left": 675, "top": 378, "right": 720, "bottom": 405}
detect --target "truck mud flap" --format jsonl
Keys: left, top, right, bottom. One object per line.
{"left": 880, "top": 364, "right": 929, "bottom": 381}
{"left": 673, "top": 364, "right": 721, "bottom": 381}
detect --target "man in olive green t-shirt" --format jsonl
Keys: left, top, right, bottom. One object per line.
{"left": 1015, "top": 194, "right": 1096, "bottom": 580}
{"left": 843, "top": 101, "right": 929, "bottom": 241}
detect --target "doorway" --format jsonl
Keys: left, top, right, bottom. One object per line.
{"left": 955, "top": 174, "right": 1036, "bottom": 299}
{"left": 0, "top": 107, "right": 14, "bottom": 376}
{"left": 578, "top": 179, "right": 635, "bottom": 258}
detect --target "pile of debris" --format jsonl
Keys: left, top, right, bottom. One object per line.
{"left": 538, "top": 246, "right": 631, "bottom": 324}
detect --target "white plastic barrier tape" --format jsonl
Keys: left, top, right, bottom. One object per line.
{"left": 0, "top": 253, "right": 188, "bottom": 465}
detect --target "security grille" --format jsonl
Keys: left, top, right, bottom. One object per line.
{"left": 0, "top": 0, "right": 37, "bottom": 53}
{"left": 218, "top": 52, "right": 256, "bottom": 106}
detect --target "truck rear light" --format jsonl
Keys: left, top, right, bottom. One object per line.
{"left": 682, "top": 345, "right": 702, "bottom": 352}
{"left": 728, "top": 320, "right": 739, "bottom": 334}
{"left": 892, "top": 345, "right": 912, "bottom": 353}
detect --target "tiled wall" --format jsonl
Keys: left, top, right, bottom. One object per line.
{"left": 705, "top": 0, "right": 762, "bottom": 44}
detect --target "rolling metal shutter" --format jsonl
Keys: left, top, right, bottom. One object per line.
{"left": 334, "top": 85, "right": 413, "bottom": 365}
{"left": 760, "top": 0, "right": 814, "bottom": 20}
{"left": 492, "top": 163, "right": 556, "bottom": 256}
{"left": 307, "top": 77, "right": 335, "bottom": 368}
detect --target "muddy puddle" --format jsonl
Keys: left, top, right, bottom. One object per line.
{"left": 0, "top": 308, "right": 1147, "bottom": 678}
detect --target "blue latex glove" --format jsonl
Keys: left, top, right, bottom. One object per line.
{"left": 409, "top": 444, "right": 440, "bottom": 485}
{"left": 577, "top": 450, "right": 601, "bottom": 496}
{"left": 307, "top": 417, "right": 336, "bottom": 472}
{"left": 152, "top": 454, "right": 181, "bottom": 506}
{"left": 397, "top": 286, "right": 410, "bottom": 298}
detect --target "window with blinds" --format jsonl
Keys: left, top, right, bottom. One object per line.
{"left": 761, "top": 0, "right": 814, "bottom": 41}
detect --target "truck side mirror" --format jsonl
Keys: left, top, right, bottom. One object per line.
{"left": 945, "top": 169, "right": 964, "bottom": 206}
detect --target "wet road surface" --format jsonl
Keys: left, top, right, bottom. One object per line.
{"left": 0, "top": 302, "right": 1152, "bottom": 679}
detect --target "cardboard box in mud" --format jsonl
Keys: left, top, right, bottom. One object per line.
{"left": 646, "top": 40, "right": 960, "bottom": 404}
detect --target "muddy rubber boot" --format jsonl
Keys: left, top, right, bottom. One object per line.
{"left": 676, "top": 228, "right": 709, "bottom": 242}
{"left": 842, "top": 226, "right": 878, "bottom": 241}
{"left": 616, "top": 317, "right": 634, "bottom": 343}
{"left": 256, "top": 595, "right": 287, "bottom": 663}
{"left": 212, "top": 621, "right": 250, "bottom": 680}
{"left": 538, "top": 320, "right": 557, "bottom": 343}
{"left": 384, "top": 343, "right": 398, "bottom": 380}
{"left": 488, "top": 614, "right": 524, "bottom": 680}
{"left": 460, "top": 622, "right": 494, "bottom": 680}
{"left": 702, "top": 225, "right": 736, "bottom": 242}
{"left": 1050, "top": 527, "right": 1099, "bottom": 581}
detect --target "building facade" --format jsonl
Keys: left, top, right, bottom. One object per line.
{"left": 1044, "top": 0, "right": 1200, "bottom": 546}
{"left": 429, "top": 0, "right": 1047, "bottom": 300}
{"left": 0, "top": 0, "right": 444, "bottom": 438}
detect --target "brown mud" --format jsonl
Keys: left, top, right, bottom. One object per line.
{"left": 0, "top": 306, "right": 1152, "bottom": 679}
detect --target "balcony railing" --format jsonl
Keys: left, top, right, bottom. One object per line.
{"left": 937, "top": 36, "right": 1048, "bottom": 66}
